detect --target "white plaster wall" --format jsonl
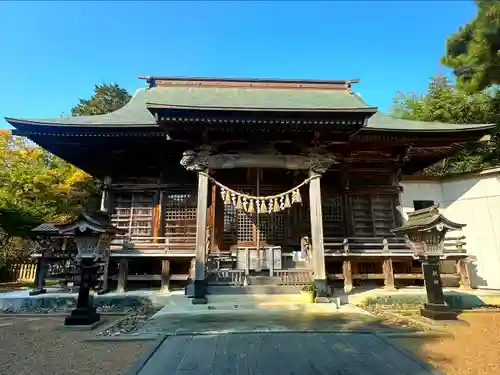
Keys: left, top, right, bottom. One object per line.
{"left": 401, "top": 170, "right": 500, "bottom": 290}
{"left": 400, "top": 181, "right": 443, "bottom": 220}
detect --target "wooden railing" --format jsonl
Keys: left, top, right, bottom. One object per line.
{"left": 109, "top": 236, "right": 196, "bottom": 255}
{"left": 206, "top": 269, "right": 246, "bottom": 286}
{"left": 324, "top": 234, "right": 467, "bottom": 256}
{"left": 273, "top": 269, "right": 313, "bottom": 286}
{"left": 4, "top": 263, "right": 37, "bottom": 282}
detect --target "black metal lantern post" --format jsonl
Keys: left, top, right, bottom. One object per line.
{"left": 393, "top": 206, "right": 465, "bottom": 320}
{"left": 56, "top": 212, "right": 124, "bottom": 327}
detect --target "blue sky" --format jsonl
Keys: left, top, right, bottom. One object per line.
{"left": 0, "top": 1, "right": 477, "bottom": 129}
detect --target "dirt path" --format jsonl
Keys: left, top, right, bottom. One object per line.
{"left": 391, "top": 312, "right": 500, "bottom": 375}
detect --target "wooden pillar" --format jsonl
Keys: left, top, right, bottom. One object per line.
{"left": 193, "top": 171, "right": 209, "bottom": 304}
{"left": 116, "top": 258, "right": 128, "bottom": 293}
{"left": 341, "top": 166, "right": 353, "bottom": 237}
{"left": 343, "top": 259, "right": 353, "bottom": 293}
{"left": 100, "top": 176, "right": 112, "bottom": 212}
{"left": 99, "top": 176, "right": 112, "bottom": 294}
{"left": 153, "top": 190, "right": 162, "bottom": 242}
{"left": 383, "top": 258, "right": 396, "bottom": 290}
{"left": 309, "top": 171, "right": 328, "bottom": 300}
{"left": 457, "top": 258, "right": 471, "bottom": 289}
{"left": 100, "top": 249, "right": 111, "bottom": 294}
{"left": 160, "top": 259, "right": 171, "bottom": 293}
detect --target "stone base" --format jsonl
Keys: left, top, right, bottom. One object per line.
{"left": 420, "top": 303, "right": 458, "bottom": 321}
{"left": 314, "top": 296, "right": 330, "bottom": 304}
{"left": 314, "top": 279, "right": 330, "bottom": 297}
{"left": 29, "top": 289, "right": 46, "bottom": 296}
{"left": 61, "top": 319, "right": 105, "bottom": 331}
{"left": 64, "top": 307, "right": 101, "bottom": 326}
{"left": 192, "top": 297, "right": 208, "bottom": 305}
{"left": 193, "top": 280, "right": 206, "bottom": 299}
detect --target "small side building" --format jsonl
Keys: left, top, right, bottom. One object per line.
{"left": 401, "top": 167, "right": 500, "bottom": 290}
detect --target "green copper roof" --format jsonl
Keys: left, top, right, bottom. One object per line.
{"left": 366, "top": 111, "right": 494, "bottom": 132}
{"left": 4, "top": 85, "right": 495, "bottom": 133}
{"left": 6, "top": 86, "right": 371, "bottom": 128}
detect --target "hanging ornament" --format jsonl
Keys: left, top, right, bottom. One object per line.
{"left": 231, "top": 193, "right": 237, "bottom": 206}
{"left": 220, "top": 188, "right": 226, "bottom": 201}
{"left": 273, "top": 198, "right": 280, "bottom": 213}
{"left": 247, "top": 198, "right": 255, "bottom": 213}
{"left": 284, "top": 194, "right": 291, "bottom": 208}
{"left": 242, "top": 197, "right": 248, "bottom": 211}
{"left": 268, "top": 199, "right": 274, "bottom": 214}
{"left": 224, "top": 190, "right": 231, "bottom": 205}
{"left": 236, "top": 195, "right": 243, "bottom": 210}
{"left": 279, "top": 196, "right": 285, "bottom": 210}
{"left": 260, "top": 199, "right": 267, "bottom": 214}
{"left": 295, "top": 189, "right": 302, "bottom": 204}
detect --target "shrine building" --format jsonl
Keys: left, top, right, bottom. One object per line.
{"left": 5, "top": 76, "right": 495, "bottom": 299}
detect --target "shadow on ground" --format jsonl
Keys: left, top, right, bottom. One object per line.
{"left": 126, "top": 310, "right": 423, "bottom": 337}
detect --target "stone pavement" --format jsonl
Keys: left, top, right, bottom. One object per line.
{"left": 130, "top": 332, "right": 443, "bottom": 375}
{"left": 131, "top": 305, "right": 416, "bottom": 337}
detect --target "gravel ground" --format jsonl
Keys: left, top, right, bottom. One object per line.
{"left": 391, "top": 311, "right": 500, "bottom": 375}
{"left": 0, "top": 316, "right": 154, "bottom": 375}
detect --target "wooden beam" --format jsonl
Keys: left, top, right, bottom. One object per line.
{"left": 341, "top": 166, "right": 353, "bottom": 237}
{"left": 181, "top": 151, "right": 338, "bottom": 172}
{"left": 117, "top": 258, "right": 128, "bottom": 293}
{"left": 101, "top": 249, "right": 111, "bottom": 293}
{"left": 383, "top": 258, "right": 396, "bottom": 290}
{"left": 100, "top": 176, "right": 112, "bottom": 212}
{"left": 208, "top": 182, "right": 217, "bottom": 252}
{"left": 153, "top": 190, "right": 161, "bottom": 243}
{"left": 343, "top": 259, "right": 353, "bottom": 292}
{"left": 160, "top": 259, "right": 170, "bottom": 293}
{"left": 457, "top": 259, "right": 471, "bottom": 289}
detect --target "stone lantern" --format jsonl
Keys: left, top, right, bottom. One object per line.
{"left": 56, "top": 211, "right": 124, "bottom": 327}
{"left": 393, "top": 205, "right": 465, "bottom": 320}
{"left": 29, "top": 223, "right": 61, "bottom": 296}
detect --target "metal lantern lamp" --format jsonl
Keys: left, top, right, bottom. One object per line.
{"left": 393, "top": 205, "right": 465, "bottom": 320}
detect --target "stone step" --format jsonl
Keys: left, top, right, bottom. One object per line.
{"left": 152, "top": 296, "right": 339, "bottom": 318}
{"left": 207, "top": 293, "right": 310, "bottom": 304}
{"left": 207, "top": 285, "right": 301, "bottom": 295}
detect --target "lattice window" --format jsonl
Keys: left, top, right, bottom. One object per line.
{"left": 163, "top": 189, "right": 197, "bottom": 244}
{"left": 350, "top": 193, "right": 396, "bottom": 237}
{"left": 111, "top": 192, "right": 155, "bottom": 241}
{"left": 259, "top": 214, "right": 286, "bottom": 245}
{"left": 322, "top": 195, "right": 344, "bottom": 237}
{"left": 237, "top": 211, "right": 255, "bottom": 242}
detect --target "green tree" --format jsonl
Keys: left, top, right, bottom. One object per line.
{"left": 441, "top": 0, "right": 500, "bottom": 92}
{"left": 0, "top": 82, "right": 131, "bottom": 263}
{"left": 0, "top": 130, "right": 100, "bottom": 261}
{"left": 391, "top": 75, "right": 500, "bottom": 175}
{"left": 71, "top": 83, "right": 132, "bottom": 116}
